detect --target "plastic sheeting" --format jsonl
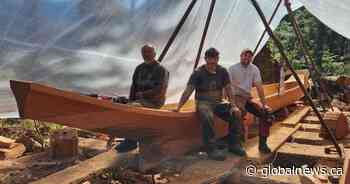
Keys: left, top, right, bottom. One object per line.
{"left": 0, "top": 0, "right": 348, "bottom": 118}
{"left": 298, "top": 0, "right": 350, "bottom": 39}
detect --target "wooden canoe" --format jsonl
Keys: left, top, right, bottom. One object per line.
{"left": 10, "top": 74, "right": 308, "bottom": 157}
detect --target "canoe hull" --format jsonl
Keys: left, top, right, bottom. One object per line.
{"left": 10, "top": 79, "right": 306, "bottom": 156}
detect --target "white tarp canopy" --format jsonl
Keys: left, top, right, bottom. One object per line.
{"left": 0, "top": 0, "right": 349, "bottom": 118}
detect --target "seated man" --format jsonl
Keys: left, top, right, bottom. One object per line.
{"left": 174, "top": 48, "right": 246, "bottom": 161}
{"left": 115, "top": 44, "right": 169, "bottom": 153}
{"left": 228, "top": 49, "right": 273, "bottom": 153}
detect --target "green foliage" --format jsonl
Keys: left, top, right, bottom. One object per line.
{"left": 320, "top": 50, "right": 344, "bottom": 75}
{"left": 267, "top": 7, "right": 349, "bottom": 76}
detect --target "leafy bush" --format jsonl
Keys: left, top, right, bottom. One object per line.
{"left": 321, "top": 49, "right": 344, "bottom": 76}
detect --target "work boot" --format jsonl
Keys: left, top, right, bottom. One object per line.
{"left": 115, "top": 139, "right": 138, "bottom": 153}
{"left": 228, "top": 126, "right": 246, "bottom": 156}
{"left": 259, "top": 136, "right": 271, "bottom": 153}
{"left": 205, "top": 144, "right": 226, "bottom": 161}
{"left": 228, "top": 143, "right": 247, "bottom": 157}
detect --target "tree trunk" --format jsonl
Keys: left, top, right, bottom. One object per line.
{"left": 314, "top": 22, "right": 327, "bottom": 70}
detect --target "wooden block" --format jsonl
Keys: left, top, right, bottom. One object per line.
{"left": 320, "top": 112, "right": 349, "bottom": 140}
{"left": 0, "top": 143, "right": 26, "bottom": 160}
{"left": 0, "top": 135, "right": 15, "bottom": 148}
{"left": 281, "top": 106, "right": 311, "bottom": 126}
{"left": 50, "top": 128, "right": 78, "bottom": 159}
{"left": 278, "top": 143, "right": 347, "bottom": 161}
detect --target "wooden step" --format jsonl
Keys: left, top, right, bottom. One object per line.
{"left": 0, "top": 136, "right": 16, "bottom": 148}
{"left": 302, "top": 116, "right": 322, "bottom": 124}
{"left": 291, "top": 131, "right": 329, "bottom": 145}
{"left": 281, "top": 106, "right": 311, "bottom": 127}
{"left": 291, "top": 130, "right": 350, "bottom": 146}
{"left": 277, "top": 143, "right": 345, "bottom": 161}
{"left": 299, "top": 123, "right": 321, "bottom": 132}
{"left": 247, "top": 124, "right": 301, "bottom": 162}
{"left": 0, "top": 143, "right": 26, "bottom": 160}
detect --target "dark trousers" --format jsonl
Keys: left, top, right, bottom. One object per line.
{"left": 244, "top": 100, "right": 272, "bottom": 137}
{"left": 196, "top": 101, "right": 242, "bottom": 146}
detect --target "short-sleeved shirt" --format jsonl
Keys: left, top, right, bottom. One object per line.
{"left": 188, "top": 65, "right": 230, "bottom": 103}
{"left": 129, "top": 62, "right": 169, "bottom": 108}
{"left": 228, "top": 63, "right": 262, "bottom": 98}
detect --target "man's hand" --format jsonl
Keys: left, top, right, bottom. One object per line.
{"left": 172, "top": 107, "right": 180, "bottom": 112}
{"left": 262, "top": 104, "right": 272, "bottom": 112}
{"left": 231, "top": 105, "right": 241, "bottom": 118}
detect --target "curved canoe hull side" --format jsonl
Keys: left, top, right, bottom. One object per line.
{"left": 10, "top": 79, "right": 305, "bottom": 142}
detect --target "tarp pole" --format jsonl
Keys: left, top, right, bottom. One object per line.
{"left": 253, "top": 0, "right": 283, "bottom": 55}
{"left": 249, "top": 0, "right": 343, "bottom": 158}
{"left": 193, "top": 0, "right": 216, "bottom": 70}
{"left": 158, "top": 0, "right": 198, "bottom": 62}
{"left": 284, "top": 0, "right": 334, "bottom": 111}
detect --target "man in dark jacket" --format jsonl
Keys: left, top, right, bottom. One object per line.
{"left": 116, "top": 44, "right": 169, "bottom": 153}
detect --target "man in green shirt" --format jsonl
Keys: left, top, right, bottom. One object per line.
{"left": 174, "top": 48, "right": 246, "bottom": 161}
{"left": 116, "top": 44, "right": 169, "bottom": 153}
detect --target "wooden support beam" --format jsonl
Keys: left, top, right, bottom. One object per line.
{"left": 30, "top": 150, "right": 137, "bottom": 184}
{"left": 281, "top": 106, "right": 311, "bottom": 127}
{"left": 277, "top": 143, "right": 346, "bottom": 161}
{"left": 247, "top": 124, "right": 301, "bottom": 162}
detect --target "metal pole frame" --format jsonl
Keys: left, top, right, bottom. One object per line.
{"left": 284, "top": 0, "right": 334, "bottom": 111}
{"left": 249, "top": 0, "right": 342, "bottom": 157}
{"left": 193, "top": 0, "right": 217, "bottom": 70}
{"left": 253, "top": 0, "right": 283, "bottom": 55}
{"left": 158, "top": 0, "right": 198, "bottom": 62}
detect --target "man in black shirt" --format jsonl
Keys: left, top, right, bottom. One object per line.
{"left": 174, "top": 48, "right": 246, "bottom": 161}
{"left": 116, "top": 44, "right": 169, "bottom": 153}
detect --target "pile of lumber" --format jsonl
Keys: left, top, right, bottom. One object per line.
{"left": 0, "top": 136, "right": 25, "bottom": 160}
